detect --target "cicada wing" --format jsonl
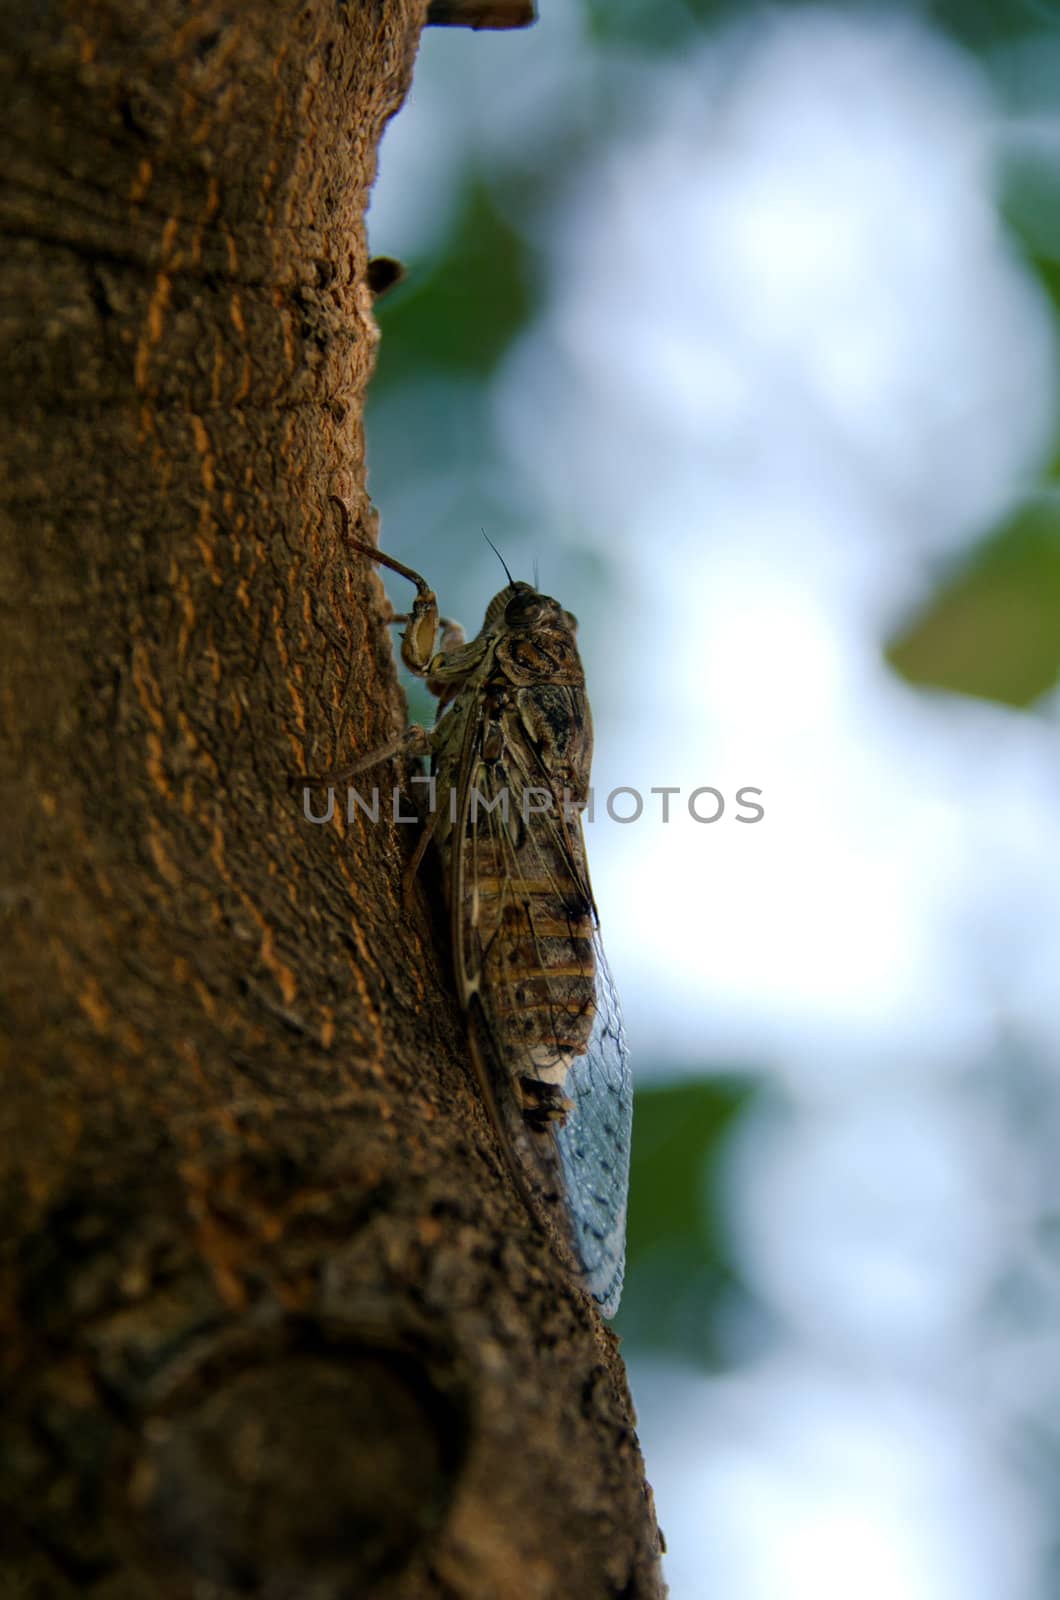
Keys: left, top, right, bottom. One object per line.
{"left": 552, "top": 937, "right": 632, "bottom": 1317}
{"left": 451, "top": 718, "right": 632, "bottom": 1317}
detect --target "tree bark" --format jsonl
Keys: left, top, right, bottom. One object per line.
{"left": 0, "top": 4, "right": 665, "bottom": 1596}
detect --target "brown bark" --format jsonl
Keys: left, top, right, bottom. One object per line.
{"left": 0, "top": 3, "right": 665, "bottom": 1597}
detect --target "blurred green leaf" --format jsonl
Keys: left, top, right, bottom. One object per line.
{"left": 1037, "top": 256, "right": 1060, "bottom": 330}
{"left": 886, "top": 499, "right": 1060, "bottom": 706}
{"left": 930, "top": 0, "right": 1060, "bottom": 51}
{"left": 625, "top": 1078, "right": 750, "bottom": 1261}
{"left": 615, "top": 1075, "right": 757, "bottom": 1362}
{"left": 1029, "top": 259, "right": 1060, "bottom": 484}
{"left": 373, "top": 176, "right": 534, "bottom": 387}
{"left": 582, "top": 0, "right": 727, "bottom": 52}
{"left": 1001, "top": 158, "right": 1060, "bottom": 268}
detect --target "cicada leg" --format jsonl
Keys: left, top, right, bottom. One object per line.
{"left": 332, "top": 497, "right": 440, "bottom": 674}
{"left": 401, "top": 802, "right": 442, "bottom": 907}
{"left": 292, "top": 722, "right": 435, "bottom": 789}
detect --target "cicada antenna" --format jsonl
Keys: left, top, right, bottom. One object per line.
{"left": 481, "top": 528, "right": 516, "bottom": 588}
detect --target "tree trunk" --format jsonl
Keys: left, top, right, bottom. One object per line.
{"left": 0, "top": 4, "right": 665, "bottom": 1597}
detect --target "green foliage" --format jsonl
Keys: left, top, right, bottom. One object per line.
{"left": 1028, "top": 260, "right": 1060, "bottom": 384}
{"left": 1001, "top": 164, "right": 1060, "bottom": 278}
{"left": 373, "top": 176, "right": 535, "bottom": 389}
{"left": 615, "top": 1076, "right": 757, "bottom": 1363}
{"left": 929, "top": 0, "right": 1060, "bottom": 51}
{"left": 586, "top": 0, "right": 1060, "bottom": 56}
{"left": 582, "top": 0, "right": 727, "bottom": 52}
{"left": 887, "top": 496, "right": 1060, "bottom": 706}
{"left": 886, "top": 178, "right": 1060, "bottom": 709}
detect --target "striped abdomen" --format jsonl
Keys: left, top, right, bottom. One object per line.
{"left": 467, "top": 829, "right": 597, "bottom": 1124}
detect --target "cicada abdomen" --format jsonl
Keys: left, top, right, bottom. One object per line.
{"left": 477, "top": 851, "right": 598, "bottom": 1129}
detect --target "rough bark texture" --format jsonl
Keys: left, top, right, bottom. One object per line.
{"left": 0, "top": 4, "right": 665, "bottom": 1597}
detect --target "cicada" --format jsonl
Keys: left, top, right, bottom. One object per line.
{"left": 322, "top": 503, "right": 632, "bottom": 1317}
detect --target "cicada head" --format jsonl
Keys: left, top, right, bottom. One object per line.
{"left": 481, "top": 582, "right": 577, "bottom": 639}
{"left": 481, "top": 581, "right": 528, "bottom": 634}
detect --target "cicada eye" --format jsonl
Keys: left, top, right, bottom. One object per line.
{"left": 563, "top": 610, "right": 578, "bottom": 631}
{"left": 504, "top": 592, "right": 547, "bottom": 628}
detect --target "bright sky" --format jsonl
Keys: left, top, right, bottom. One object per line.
{"left": 370, "top": 8, "right": 1059, "bottom": 1597}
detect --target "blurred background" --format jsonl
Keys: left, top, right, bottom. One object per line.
{"left": 365, "top": 2, "right": 1060, "bottom": 1595}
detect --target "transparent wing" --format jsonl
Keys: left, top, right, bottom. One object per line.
{"left": 553, "top": 937, "right": 632, "bottom": 1317}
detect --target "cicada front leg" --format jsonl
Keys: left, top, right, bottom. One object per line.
{"left": 335, "top": 504, "right": 501, "bottom": 707}
{"left": 292, "top": 503, "right": 442, "bottom": 790}
{"left": 332, "top": 497, "right": 445, "bottom": 677}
